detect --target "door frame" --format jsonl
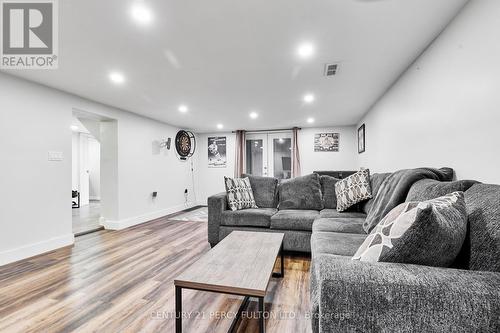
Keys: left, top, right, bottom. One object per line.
{"left": 245, "top": 131, "right": 292, "bottom": 178}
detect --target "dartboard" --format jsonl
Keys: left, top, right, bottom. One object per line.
{"left": 175, "top": 130, "right": 194, "bottom": 158}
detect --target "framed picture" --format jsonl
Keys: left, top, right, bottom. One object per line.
{"left": 208, "top": 136, "right": 227, "bottom": 168}
{"left": 314, "top": 133, "right": 339, "bottom": 152}
{"left": 358, "top": 124, "right": 365, "bottom": 154}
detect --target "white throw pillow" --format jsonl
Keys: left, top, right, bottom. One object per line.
{"left": 335, "top": 169, "right": 372, "bottom": 212}
{"left": 224, "top": 177, "right": 258, "bottom": 211}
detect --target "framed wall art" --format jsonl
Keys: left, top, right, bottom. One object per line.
{"left": 358, "top": 124, "right": 366, "bottom": 154}
{"left": 314, "top": 133, "right": 339, "bottom": 152}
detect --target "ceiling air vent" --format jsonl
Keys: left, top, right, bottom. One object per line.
{"left": 324, "top": 63, "right": 339, "bottom": 77}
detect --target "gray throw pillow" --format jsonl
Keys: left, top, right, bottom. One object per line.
{"left": 335, "top": 169, "right": 373, "bottom": 212}
{"left": 457, "top": 184, "right": 500, "bottom": 272}
{"left": 352, "top": 192, "right": 467, "bottom": 267}
{"left": 224, "top": 177, "right": 258, "bottom": 211}
{"left": 406, "top": 179, "right": 479, "bottom": 202}
{"left": 278, "top": 173, "right": 323, "bottom": 210}
{"left": 319, "top": 175, "right": 340, "bottom": 209}
{"left": 242, "top": 174, "right": 278, "bottom": 208}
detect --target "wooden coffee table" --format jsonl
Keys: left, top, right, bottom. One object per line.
{"left": 174, "top": 231, "right": 285, "bottom": 333}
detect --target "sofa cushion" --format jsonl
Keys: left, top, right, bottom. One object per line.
{"left": 278, "top": 173, "right": 323, "bottom": 210}
{"left": 406, "top": 179, "right": 479, "bottom": 202}
{"left": 242, "top": 174, "right": 278, "bottom": 208}
{"left": 353, "top": 192, "right": 467, "bottom": 267}
{"left": 221, "top": 208, "right": 277, "bottom": 228}
{"left": 335, "top": 168, "right": 373, "bottom": 212}
{"left": 310, "top": 253, "right": 500, "bottom": 333}
{"left": 319, "top": 209, "right": 366, "bottom": 219}
{"left": 460, "top": 184, "right": 500, "bottom": 272}
{"left": 313, "top": 218, "right": 366, "bottom": 234}
{"left": 271, "top": 209, "right": 319, "bottom": 231}
{"left": 218, "top": 226, "right": 312, "bottom": 252}
{"left": 319, "top": 175, "right": 340, "bottom": 209}
{"left": 224, "top": 177, "right": 258, "bottom": 211}
{"left": 311, "top": 231, "right": 367, "bottom": 257}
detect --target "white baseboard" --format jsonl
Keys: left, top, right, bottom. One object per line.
{"left": 0, "top": 233, "right": 75, "bottom": 267}
{"left": 100, "top": 202, "right": 198, "bottom": 230}
{"left": 89, "top": 196, "right": 101, "bottom": 201}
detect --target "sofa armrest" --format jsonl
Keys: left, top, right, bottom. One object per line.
{"left": 207, "top": 192, "right": 228, "bottom": 246}
{"left": 310, "top": 254, "right": 500, "bottom": 333}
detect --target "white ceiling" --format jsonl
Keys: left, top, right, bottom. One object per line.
{"left": 3, "top": 0, "right": 468, "bottom": 132}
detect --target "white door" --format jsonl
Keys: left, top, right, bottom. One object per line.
{"left": 245, "top": 132, "right": 292, "bottom": 179}
{"left": 87, "top": 137, "right": 101, "bottom": 201}
{"left": 245, "top": 134, "right": 268, "bottom": 176}
{"left": 79, "top": 133, "right": 90, "bottom": 206}
{"left": 268, "top": 132, "right": 292, "bottom": 179}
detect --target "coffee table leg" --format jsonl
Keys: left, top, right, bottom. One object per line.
{"left": 272, "top": 244, "right": 285, "bottom": 278}
{"left": 175, "top": 286, "right": 182, "bottom": 333}
{"left": 280, "top": 244, "right": 284, "bottom": 277}
{"left": 258, "top": 297, "right": 265, "bottom": 333}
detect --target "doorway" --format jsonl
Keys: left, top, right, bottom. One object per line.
{"left": 71, "top": 109, "right": 119, "bottom": 235}
{"left": 245, "top": 132, "right": 292, "bottom": 179}
{"left": 71, "top": 117, "right": 103, "bottom": 235}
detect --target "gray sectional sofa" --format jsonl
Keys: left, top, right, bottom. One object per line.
{"left": 207, "top": 169, "right": 500, "bottom": 332}
{"left": 208, "top": 172, "right": 367, "bottom": 253}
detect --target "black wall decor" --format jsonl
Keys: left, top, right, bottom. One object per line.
{"left": 175, "top": 130, "right": 196, "bottom": 160}
{"left": 358, "top": 124, "right": 366, "bottom": 154}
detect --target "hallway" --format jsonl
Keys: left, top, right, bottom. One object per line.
{"left": 72, "top": 200, "right": 103, "bottom": 235}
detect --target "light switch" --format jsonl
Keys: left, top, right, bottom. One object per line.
{"left": 48, "top": 151, "right": 64, "bottom": 161}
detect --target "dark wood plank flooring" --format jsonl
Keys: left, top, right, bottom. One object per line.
{"left": 0, "top": 216, "right": 311, "bottom": 332}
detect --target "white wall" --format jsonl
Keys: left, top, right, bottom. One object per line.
{"left": 0, "top": 73, "right": 197, "bottom": 265}
{"left": 115, "top": 114, "right": 197, "bottom": 225}
{"left": 196, "top": 127, "right": 358, "bottom": 203}
{"left": 196, "top": 133, "right": 236, "bottom": 204}
{"left": 299, "top": 127, "right": 358, "bottom": 175}
{"left": 0, "top": 75, "right": 74, "bottom": 265}
{"left": 358, "top": 0, "right": 500, "bottom": 184}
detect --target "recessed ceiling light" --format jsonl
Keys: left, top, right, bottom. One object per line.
{"left": 217, "top": 124, "right": 224, "bottom": 129}
{"left": 303, "top": 94, "right": 315, "bottom": 103}
{"left": 297, "top": 43, "right": 314, "bottom": 59}
{"left": 307, "top": 117, "right": 315, "bottom": 124}
{"left": 249, "top": 112, "right": 259, "bottom": 119}
{"left": 131, "top": 3, "right": 153, "bottom": 25}
{"left": 109, "top": 72, "right": 125, "bottom": 84}
{"left": 70, "top": 125, "right": 79, "bottom": 131}
{"left": 178, "top": 105, "right": 188, "bottom": 113}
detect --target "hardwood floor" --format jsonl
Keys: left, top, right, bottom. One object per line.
{"left": 0, "top": 216, "right": 312, "bottom": 332}
{"left": 72, "top": 200, "right": 103, "bottom": 235}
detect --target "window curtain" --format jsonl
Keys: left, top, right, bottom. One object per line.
{"left": 234, "top": 130, "right": 246, "bottom": 178}
{"left": 292, "top": 127, "right": 301, "bottom": 178}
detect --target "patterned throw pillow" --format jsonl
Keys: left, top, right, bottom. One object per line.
{"left": 335, "top": 169, "right": 372, "bottom": 212}
{"left": 352, "top": 192, "right": 467, "bottom": 267}
{"left": 224, "top": 177, "right": 258, "bottom": 211}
